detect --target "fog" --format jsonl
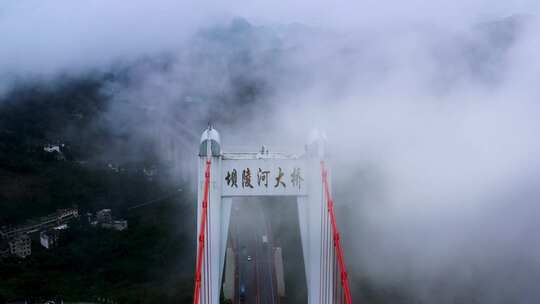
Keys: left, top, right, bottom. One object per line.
{"left": 2, "top": 0, "right": 540, "bottom": 303}
{"left": 2, "top": 0, "right": 538, "bottom": 80}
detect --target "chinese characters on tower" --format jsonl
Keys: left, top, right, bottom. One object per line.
{"left": 242, "top": 168, "right": 254, "bottom": 188}
{"left": 225, "top": 169, "right": 238, "bottom": 188}
{"left": 290, "top": 167, "right": 304, "bottom": 189}
{"left": 275, "top": 167, "right": 286, "bottom": 188}
{"left": 257, "top": 168, "right": 270, "bottom": 187}
{"left": 225, "top": 167, "right": 303, "bottom": 190}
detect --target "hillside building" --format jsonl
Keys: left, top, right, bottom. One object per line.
{"left": 40, "top": 230, "right": 59, "bottom": 249}
{"left": 9, "top": 234, "right": 31, "bottom": 258}
{"left": 96, "top": 209, "right": 112, "bottom": 224}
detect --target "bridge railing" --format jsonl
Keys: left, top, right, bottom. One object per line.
{"left": 321, "top": 161, "right": 353, "bottom": 304}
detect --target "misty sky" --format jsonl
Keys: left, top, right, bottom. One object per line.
{"left": 1, "top": 0, "right": 539, "bottom": 83}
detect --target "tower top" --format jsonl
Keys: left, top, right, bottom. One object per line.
{"left": 306, "top": 129, "right": 327, "bottom": 158}
{"left": 199, "top": 126, "right": 221, "bottom": 157}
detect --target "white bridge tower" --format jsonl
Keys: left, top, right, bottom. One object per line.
{"left": 195, "top": 127, "right": 338, "bottom": 304}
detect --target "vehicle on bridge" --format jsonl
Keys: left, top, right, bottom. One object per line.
{"left": 239, "top": 285, "right": 246, "bottom": 302}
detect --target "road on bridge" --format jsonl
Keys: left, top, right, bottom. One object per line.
{"left": 230, "top": 198, "right": 278, "bottom": 304}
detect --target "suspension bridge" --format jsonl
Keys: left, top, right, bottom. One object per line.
{"left": 193, "top": 127, "right": 352, "bottom": 304}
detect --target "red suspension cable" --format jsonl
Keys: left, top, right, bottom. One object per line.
{"left": 321, "top": 161, "right": 352, "bottom": 304}
{"left": 193, "top": 160, "right": 211, "bottom": 304}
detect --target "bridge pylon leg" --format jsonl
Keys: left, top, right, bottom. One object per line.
{"left": 196, "top": 155, "right": 231, "bottom": 304}
{"left": 196, "top": 127, "right": 231, "bottom": 304}
{"left": 298, "top": 156, "right": 335, "bottom": 303}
